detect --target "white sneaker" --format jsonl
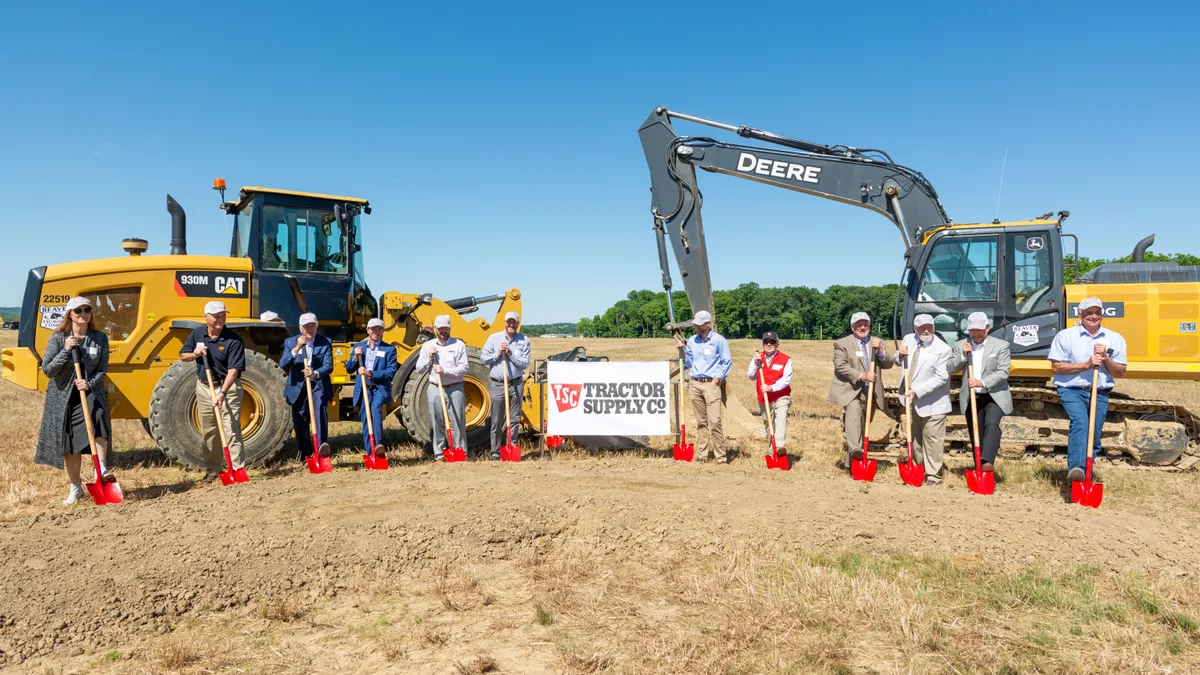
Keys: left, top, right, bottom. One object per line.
{"left": 63, "top": 483, "right": 85, "bottom": 506}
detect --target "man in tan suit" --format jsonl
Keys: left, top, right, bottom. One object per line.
{"left": 826, "top": 312, "right": 892, "bottom": 469}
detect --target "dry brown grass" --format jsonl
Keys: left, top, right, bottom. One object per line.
{"left": 453, "top": 653, "right": 499, "bottom": 675}
{"left": 258, "top": 595, "right": 306, "bottom": 622}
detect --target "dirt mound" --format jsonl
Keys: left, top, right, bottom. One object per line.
{"left": 2, "top": 456, "right": 1198, "bottom": 668}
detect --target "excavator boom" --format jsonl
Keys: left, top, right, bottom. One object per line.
{"left": 639, "top": 106, "right": 949, "bottom": 326}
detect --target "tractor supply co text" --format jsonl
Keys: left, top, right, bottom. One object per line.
{"left": 579, "top": 382, "right": 668, "bottom": 415}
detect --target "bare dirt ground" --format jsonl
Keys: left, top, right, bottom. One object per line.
{"left": 2, "top": 333, "right": 1199, "bottom": 673}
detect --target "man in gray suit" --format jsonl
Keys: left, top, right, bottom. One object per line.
{"left": 826, "top": 312, "right": 892, "bottom": 469}
{"left": 948, "top": 312, "right": 1012, "bottom": 471}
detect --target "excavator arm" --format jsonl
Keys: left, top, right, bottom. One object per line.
{"left": 639, "top": 106, "right": 951, "bottom": 329}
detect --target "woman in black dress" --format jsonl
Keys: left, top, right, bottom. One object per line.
{"left": 35, "top": 296, "right": 112, "bottom": 505}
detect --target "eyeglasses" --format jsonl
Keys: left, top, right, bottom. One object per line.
{"left": 762, "top": 340, "right": 777, "bottom": 345}
{"left": 72, "top": 307, "right": 92, "bottom": 315}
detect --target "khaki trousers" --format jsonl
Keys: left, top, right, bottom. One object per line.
{"left": 758, "top": 396, "right": 791, "bottom": 451}
{"left": 842, "top": 389, "right": 868, "bottom": 464}
{"left": 196, "top": 379, "right": 245, "bottom": 471}
{"left": 912, "top": 413, "right": 946, "bottom": 478}
{"left": 689, "top": 381, "right": 725, "bottom": 462}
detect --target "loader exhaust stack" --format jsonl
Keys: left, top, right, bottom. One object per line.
{"left": 167, "top": 194, "right": 187, "bottom": 255}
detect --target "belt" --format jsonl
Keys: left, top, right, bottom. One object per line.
{"left": 491, "top": 376, "right": 522, "bottom": 383}
{"left": 692, "top": 377, "right": 713, "bottom": 382}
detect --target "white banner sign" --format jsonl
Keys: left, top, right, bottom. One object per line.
{"left": 546, "top": 361, "right": 671, "bottom": 436}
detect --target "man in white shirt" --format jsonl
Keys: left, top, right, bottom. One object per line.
{"left": 415, "top": 315, "right": 470, "bottom": 460}
{"left": 895, "top": 314, "right": 952, "bottom": 485}
{"left": 746, "top": 331, "right": 794, "bottom": 457}
{"left": 1047, "top": 297, "right": 1128, "bottom": 482}
{"left": 948, "top": 312, "right": 1012, "bottom": 472}
{"left": 481, "top": 311, "right": 531, "bottom": 460}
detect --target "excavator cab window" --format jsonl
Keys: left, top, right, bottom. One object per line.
{"left": 1007, "top": 233, "right": 1055, "bottom": 316}
{"left": 915, "top": 235, "right": 999, "bottom": 343}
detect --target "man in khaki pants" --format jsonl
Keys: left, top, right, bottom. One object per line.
{"left": 675, "top": 310, "right": 733, "bottom": 463}
{"left": 179, "top": 301, "right": 247, "bottom": 483}
{"left": 826, "top": 312, "right": 892, "bottom": 470}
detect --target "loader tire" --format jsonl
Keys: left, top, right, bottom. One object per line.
{"left": 148, "top": 350, "right": 291, "bottom": 468}
{"left": 397, "top": 346, "right": 493, "bottom": 450}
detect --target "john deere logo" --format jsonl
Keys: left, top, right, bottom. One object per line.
{"left": 174, "top": 271, "right": 249, "bottom": 298}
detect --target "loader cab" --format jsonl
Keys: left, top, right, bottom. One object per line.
{"left": 226, "top": 186, "right": 377, "bottom": 339}
{"left": 902, "top": 220, "right": 1065, "bottom": 356}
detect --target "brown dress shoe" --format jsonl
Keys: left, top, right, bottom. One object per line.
{"left": 981, "top": 462, "right": 994, "bottom": 472}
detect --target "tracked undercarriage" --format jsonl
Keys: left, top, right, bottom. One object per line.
{"left": 874, "top": 381, "right": 1200, "bottom": 470}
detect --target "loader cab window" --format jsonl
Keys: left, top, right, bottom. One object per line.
{"left": 259, "top": 205, "right": 349, "bottom": 275}
{"left": 231, "top": 202, "right": 254, "bottom": 259}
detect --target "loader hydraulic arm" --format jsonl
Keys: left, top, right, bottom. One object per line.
{"left": 639, "top": 107, "right": 951, "bottom": 329}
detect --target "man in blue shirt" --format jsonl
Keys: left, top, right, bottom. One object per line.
{"left": 279, "top": 313, "right": 334, "bottom": 462}
{"left": 1047, "top": 297, "right": 1128, "bottom": 482}
{"left": 481, "top": 311, "right": 531, "bottom": 460}
{"left": 345, "top": 318, "right": 398, "bottom": 457}
{"left": 674, "top": 310, "right": 733, "bottom": 463}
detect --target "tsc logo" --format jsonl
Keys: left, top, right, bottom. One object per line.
{"left": 551, "top": 384, "right": 582, "bottom": 413}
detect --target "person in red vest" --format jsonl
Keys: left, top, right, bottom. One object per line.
{"left": 747, "top": 331, "right": 794, "bottom": 458}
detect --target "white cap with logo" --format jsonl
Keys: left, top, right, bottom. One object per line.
{"left": 299, "top": 312, "right": 318, "bottom": 326}
{"left": 434, "top": 315, "right": 451, "bottom": 328}
{"left": 966, "top": 312, "right": 989, "bottom": 330}
{"left": 505, "top": 311, "right": 520, "bottom": 323}
{"left": 692, "top": 310, "right": 713, "bottom": 326}
{"left": 850, "top": 312, "right": 870, "bottom": 326}
{"left": 1078, "top": 297, "right": 1104, "bottom": 312}
{"left": 367, "top": 318, "right": 384, "bottom": 329}
{"left": 913, "top": 314, "right": 935, "bottom": 328}
{"left": 204, "top": 301, "right": 227, "bottom": 315}
{"left": 259, "top": 311, "right": 280, "bottom": 322}
{"left": 64, "top": 296, "right": 92, "bottom": 312}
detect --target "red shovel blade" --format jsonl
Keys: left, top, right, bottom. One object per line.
{"left": 546, "top": 435, "right": 565, "bottom": 448}
{"left": 965, "top": 467, "right": 995, "bottom": 496}
{"left": 764, "top": 453, "right": 790, "bottom": 471}
{"left": 363, "top": 451, "right": 389, "bottom": 470}
{"left": 501, "top": 445, "right": 521, "bottom": 462}
{"left": 673, "top": 425, "right": 694, "bottom": 462}
{"left": 306, "top": 454, "right": 332, "bottom": 474}
{"left": 851, "top": 457, "right": 878, "bottom": 482}
{"left": 445, "top": 446, "right": 466, "bottom": 463}
{"left": 86, "top": 455, "right": 122, "bottom": 505}
{"left": 1072, "top": 459, "right": 1102, "bottom": 507}
{"left": 898, "top": 461, "right": 924, "bottom": 488}
{"left": 219, "top": 446, "right": 249, "bottom": 484}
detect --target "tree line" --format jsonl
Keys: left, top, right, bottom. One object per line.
{"left": 523, "top": 250, "right": 1197, "bottom": 340}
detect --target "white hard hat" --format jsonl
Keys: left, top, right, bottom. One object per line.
{"left": 913, "top": 314, "right": 935, "bottom": 328}
{"left": 64, "top": 296, "right": 92, "bottom": 312}
{"left": 850, "top": 312, "right": 871, "bottom": 326}
{"left": 967, "top": 312, "right": 989, "bottom": 330}
{"left": 259, "top": 311, "right": 280, "bottom": 322}
{"left": 434, "top": 315, "right": 451, "bottom": 328}
{"left": 204, "top": 301, "right": 227, "bottom": 315}
{"left": 1079, "top": 297, "right": 1103, "bottom": 312}
{"left": 505, "top": 311, "right": 520, "bottom": 323}
{"left": 366, "top": 318, "right": 384, "bottom": 329}
{"left": 298, "top": 312, "right": 318, "bottom": 326}
{"left": 692, "top": 310, "right": 713, "bottom": 326}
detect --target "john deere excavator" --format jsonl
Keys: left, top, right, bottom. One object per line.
{"left": 640, "top": 107, "right": 1200, "bottom": 467}
{"left": 1, "top": 181, "right": 567, "bottom": 466}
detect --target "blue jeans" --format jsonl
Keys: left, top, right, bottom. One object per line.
{"left": 358, "top": 386, "right": 387, "bottom": 453}
{"left": 1057, "top": 386, "right": 1109, "bottom": 471}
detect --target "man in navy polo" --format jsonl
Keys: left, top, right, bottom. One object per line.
{"left": 1048, "top": 297, "right": 1128, "bottom": 482}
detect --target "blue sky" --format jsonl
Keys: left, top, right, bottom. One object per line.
{"left": 1, "top": 2, "right": 1197, "bottom": 322}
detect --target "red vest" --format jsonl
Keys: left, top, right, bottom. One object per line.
{"left": 755, "top": 352, "right": 791, "bottom": 404}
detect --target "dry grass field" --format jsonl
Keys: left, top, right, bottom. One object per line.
{"left": 2, "top": 331, "right": 1199, "bottom": 673}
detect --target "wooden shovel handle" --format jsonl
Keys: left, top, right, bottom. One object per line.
{"left": 71, "top": 359, "right": 99, "bottom": 455}
{"left": 201, "top": 351, "right": 230, "bottom": 450}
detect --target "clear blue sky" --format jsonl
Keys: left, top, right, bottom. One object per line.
{"left": 2, "top": 2, "right": 1197, "bottom": 322}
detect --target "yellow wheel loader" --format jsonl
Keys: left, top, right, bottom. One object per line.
{"left": 1, "top": 182, "right": 563, "bottom": 466}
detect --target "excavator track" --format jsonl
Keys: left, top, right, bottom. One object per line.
{"left": 875, "top": 382, "right": 1200, "bottom": 470}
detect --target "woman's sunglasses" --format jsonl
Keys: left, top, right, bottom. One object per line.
{"left": 72, "top": 307, "right": 92, "bottom": 315}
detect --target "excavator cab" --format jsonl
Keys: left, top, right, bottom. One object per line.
{"left": 222, "top": 185, "right": 378, "bottom": 338}
{"left": 905, "top": 220, "right": 1066, "bottom": 357}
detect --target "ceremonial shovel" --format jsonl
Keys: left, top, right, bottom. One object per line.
{"left": 72, "top": 348, "right": 123, "bottom": 505}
